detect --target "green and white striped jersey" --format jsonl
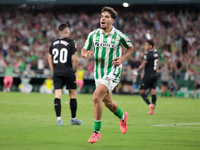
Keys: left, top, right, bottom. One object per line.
{"left": 83, "top": 27, "right": 133, "bottom": 80}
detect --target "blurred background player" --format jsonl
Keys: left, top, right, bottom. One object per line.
{"left": 192, "top": 71, "right": 200, "bottom": 98}
{"left": 0, "top": 56, "right": 21, "bottom": 92}
{"left": 39, "top": 75, "right": 53, "bottom": 94}
{"left": 168, "top": 75, "right": 178, "bottom": 97}
{"left": 48, "top": 23, "right": 82, "bottom": 126}
{"left": 159, "top": 64, "right": 173, "bottom": 97}
{"left": 20, "top": 73, "right": 33, "bottom": 93}
{"left": 76, "top": 63, "right": 85, "bottom": 93}
{"left": 81, "top": 6, "right": 133, "bottom": 143}
{"left": 122, "top": 65, "right": 134, "bottom": 94}
{"left": 134, "top": 40, "right": 158, "bottom": 114}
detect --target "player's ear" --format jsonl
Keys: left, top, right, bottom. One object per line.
{"left": 111, "top": 19, "right": 115, "bottom": 24}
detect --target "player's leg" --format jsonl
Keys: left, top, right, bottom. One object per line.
{"left": 7, "top": 77, "right": 13, "bottom": 92}
{"left": 127, "top": 84, "right": 134, "bottom": 94}
{"left": 3, "top": 76, "right": 8, "bottom": 92}
{"left": 139, "top": 89, "right": 150, "bottom": 105}
{"left": 68, "top": 89, "right": 82, "bottom": 125}
{"left": 65, "top": 74, "right": 82, "bottom": 125}
{"left": 139, "top": 75, "right": 151, "bottom": 106}
{"left": 161, "top": 83, "right": 165, "bottom": 96}
{"left": 148, "top": 77, "right": 157, "bottom": 114}
{"left": 102, "top": 92, "right": 128, "bottom": 134}
{"left": 88, "top": 83, "right": 108, "bottom": 143}
{"left": 54, "top": 89, "right": 63, "bottom": 126}
{"left": 77, "top": 80, "right": 84, "bottom": 93}
{"left": 192, "top": 86, "right": 198, "bottom": 98}
{"left": 53, "top": 76, "right": 63, "bottom": 126}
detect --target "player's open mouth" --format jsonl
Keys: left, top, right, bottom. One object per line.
{"left": 101, "top": 22, "right": 106, "bottom": 25}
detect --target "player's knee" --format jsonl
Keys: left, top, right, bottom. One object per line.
{"left": 139, "top": 90, "right": 145, "bottom": 95}
{"left": 93, "top": 93, "right": 101, "bottom": 104}
{"left": 55, "top": 94, "right": 62, "bottom": 99}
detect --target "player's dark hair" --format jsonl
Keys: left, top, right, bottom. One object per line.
{"left": 146, "top": 40, "right": 154, "bottom": 48}
{"left": 58, "top": 23, "right": 69, "bottom": 32}
{"left": 101, "top": 6, "right": 117, "bottom": 20}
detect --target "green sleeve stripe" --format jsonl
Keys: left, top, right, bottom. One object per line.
{"left": 87, "top": 33, "right": 94, "bottom": 50}
{"left": 118, "top": 34, "right": 129, "bottom": 48}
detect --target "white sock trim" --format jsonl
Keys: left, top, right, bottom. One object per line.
{"left": 71, "top": 117, "right": 77, "bottom": 121}
{"left": 57, "top": 116, "right": 61, "bottom": 121}
{"left": 94, "top": 119, "right": 102, "bottom": 122}
{"left": 120, "top": 114, "right": 125, "bottom": 121}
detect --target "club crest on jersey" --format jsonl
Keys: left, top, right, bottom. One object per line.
{"left": 95, "top": 42, "right": 114, "bottom": 48}
{"left": 111, "top": 38, "right": 115, "bottom": 42}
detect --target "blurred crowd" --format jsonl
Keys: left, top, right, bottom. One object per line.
{"left": 0, "top": 5, "right": 200, "bottom": 88}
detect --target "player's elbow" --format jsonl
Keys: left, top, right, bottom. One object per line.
{"left": 129, "top": 46, "right": 134, "bottom": 53}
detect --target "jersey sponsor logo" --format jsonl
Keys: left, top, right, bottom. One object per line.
{"left": 95, "top": 42, "right": 114, "bottom": 48}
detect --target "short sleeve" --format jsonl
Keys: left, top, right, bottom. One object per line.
{"left": 143, "top": 53, "right": 148, "bottom": 62}
{"left": 49, "top": 43, "right": 53, "bottom": 55}
{"left": 120, "top": 33, "right": 133, "bottom": 48}
{"left": 71, "top": 41, "right": 77, "bottom": 55}
{"left": 83, "top": 32, "right": 94, "bottom": 50}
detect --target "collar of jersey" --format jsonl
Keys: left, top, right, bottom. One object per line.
{"left": 100, "top": 26, "right": 116, "bottom": 36}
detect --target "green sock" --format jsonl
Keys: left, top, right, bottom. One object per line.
{"left": 113, "top": 107, "right": 123, "bottom": 119}
{"left": 94, "top": 120, "right": 101, "bottom": 132}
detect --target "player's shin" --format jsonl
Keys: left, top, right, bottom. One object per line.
{"left": 70, "top": 98, "right": 77, "bottom": 118}
{"left": 54, "top": 98, "right": 61, "bottom": 121}
{"left": 152, "top": 95, "right": 156, "bottom": 106}
{"left": 141, "top": 93, "right": 150, "bottom": 105}
{"left": 113, "top": 107, "right": 125, "bottom": 121}
{"left": 94, "top": 120, "right": 102, "bottom": 133}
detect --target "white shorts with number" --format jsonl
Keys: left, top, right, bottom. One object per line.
{"left": 95, "top": 73, "right": 119, "bottom": 93}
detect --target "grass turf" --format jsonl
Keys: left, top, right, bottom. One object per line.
{"left": 0, "top": 92, "right": 200, "bottom": 150}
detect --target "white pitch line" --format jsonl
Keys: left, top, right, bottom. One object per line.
{"left": 150, "top": 123, "right": 200, "bottom": 127}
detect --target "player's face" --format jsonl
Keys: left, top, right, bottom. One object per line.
{"left": 144, "top": 42, "right": 152, "bottom": 51}
{"left": 100, "top": 11, "right": 114, "bottom": 30}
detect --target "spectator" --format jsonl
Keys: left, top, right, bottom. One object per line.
{"left": 0, "top": 55, "right": 21, "bottom": 92}
{"left": 76, "top": 63, "right": 85, "bottom": 93}
{"left": 168, "top": 75, "right": 178, "bottom": 97}
{"left": 39, "top": 75, "right": 54, "bottom": 94}
{"left": 20, "top": 73, "right": 33, "bottom": 93}
{"left": 159, "top": 64, "right": 173, "bottom": 96}
{"left": 122, "top": 66, "right": 134, "bottom": 94}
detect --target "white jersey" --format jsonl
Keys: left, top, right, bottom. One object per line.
{"left": 83, "top": 27, "right": 132, "bottom": 80}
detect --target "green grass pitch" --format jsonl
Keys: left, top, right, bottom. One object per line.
{"left": 0, "top": 92, "right": 200, "bottom": 150}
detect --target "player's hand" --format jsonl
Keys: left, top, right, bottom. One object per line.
{"left": 113, "top": 57, "right": 122, "bottom": 66}
{"left": 133, "top": 70, "right": 138, "bottom": 76}
{"left": 83, "top": 51, "right": 94, "bottom": 58}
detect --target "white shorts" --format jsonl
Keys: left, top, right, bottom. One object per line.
{"left": 95, "top": 73, "right": 119, "bottom": 93}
